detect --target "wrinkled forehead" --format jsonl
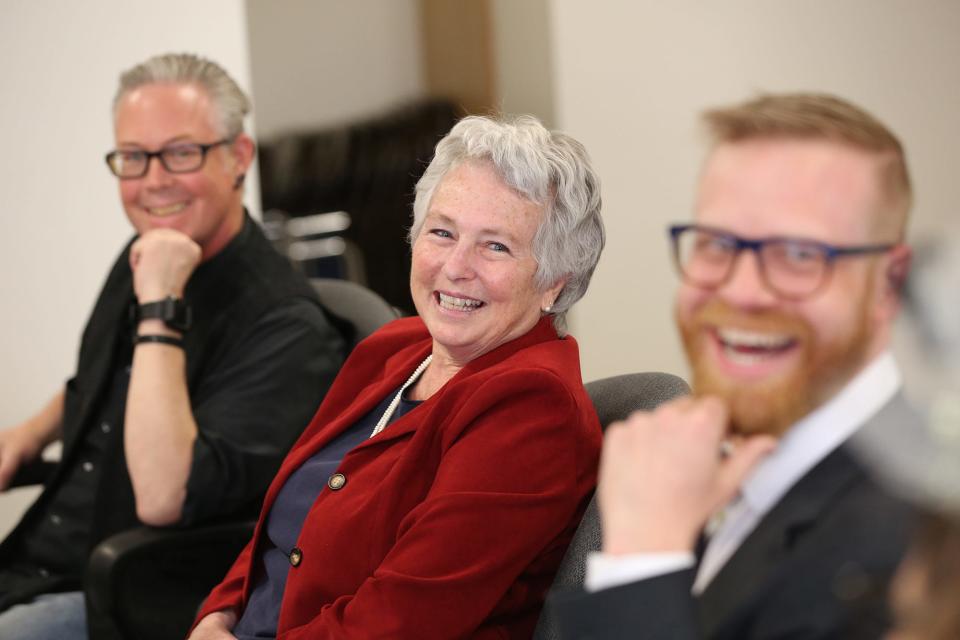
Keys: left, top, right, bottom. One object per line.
{"left": 695, "top": 138, "right": 885, "bottom": 244}
{"left": 430, "top": 161, "right": 546, "bottom": 232}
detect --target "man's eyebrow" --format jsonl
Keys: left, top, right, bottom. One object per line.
{"left": 116, "top": 135, "right": 196, "bottom": 149}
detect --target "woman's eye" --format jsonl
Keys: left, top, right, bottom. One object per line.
{"left": 488, "top": 242, "right": 510, "bottom": 253}
{"left": 428, "top": 228, "right": 452, "bottom": 239}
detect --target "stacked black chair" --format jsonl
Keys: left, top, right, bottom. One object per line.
{"left": 259, "top": 99, "right": 460, "bottom": 314}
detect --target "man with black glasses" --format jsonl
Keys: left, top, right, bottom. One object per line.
{"left": 0, "top": 53, "right": 346, "bottom": 637}
{"left": 553, "top": 93, "right": 917, "bottom": 639}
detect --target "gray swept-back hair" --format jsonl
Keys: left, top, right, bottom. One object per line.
{"left": 409, "top": 115, "right": 605, "bottom": 335}
{"left": 113, "top": 53, "right": 250, "bottom": 138}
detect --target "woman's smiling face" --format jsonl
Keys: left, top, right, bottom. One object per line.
{"left": 410, "top": 161, "right": 562, "bottom": 366}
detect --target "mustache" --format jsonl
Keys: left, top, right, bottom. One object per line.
{"left": 688, "top": 299, "right": 811, "bottom": 336}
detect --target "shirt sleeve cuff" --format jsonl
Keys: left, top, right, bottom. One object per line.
{"left": 585, "top": 551, "right": 696, "bottom": 592}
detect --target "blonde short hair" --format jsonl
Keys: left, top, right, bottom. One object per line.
{"left": 703, "top": 93, "right": 911, "bottom": 239}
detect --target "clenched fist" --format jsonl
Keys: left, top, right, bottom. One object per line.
{"left": 598, "top": 396, "right": 777, "bottom": 555}
{"left": 130, "top": 229, "right": 202, "bottom": 302}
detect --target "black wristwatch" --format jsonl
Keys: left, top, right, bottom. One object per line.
{"left": 134, "top": 296, "right": 193, "bottom": 332}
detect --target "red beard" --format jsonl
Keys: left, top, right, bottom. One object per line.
{"left": 677, "top": 295, "right": 874, "bottom": 436}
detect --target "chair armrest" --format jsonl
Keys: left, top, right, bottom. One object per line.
{"left": 85, "top": 520, "right": 255, "bottom": 640}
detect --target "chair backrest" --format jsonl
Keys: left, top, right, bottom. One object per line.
{"left": 532, "top": 371, "right": 690, "bottom": 640}
{"left": 310, "top": 277, "right": 401, "bottom": 348}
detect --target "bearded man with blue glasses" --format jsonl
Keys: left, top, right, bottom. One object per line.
{"left": 553, "top": 93, "right": 918, "bottom": 639}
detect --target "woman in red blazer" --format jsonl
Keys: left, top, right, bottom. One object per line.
{"left": 190, "top": 114, "right": 606, "bottom": 640}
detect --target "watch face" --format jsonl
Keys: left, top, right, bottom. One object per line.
{"left": 166, "top": 301, "right": 192, "bottom": 332}
{"left": 172, "top": 304, "right": 193, "bottom": 332}
{"left": 138, "top": 297, "right": 192, "bottom": 332}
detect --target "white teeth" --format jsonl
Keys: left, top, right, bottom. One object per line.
{"left": 147, "top": 203, "right": 187, "bottom": 217}
{"left": 438, "top": 292, "right": 483, "bottom": 311}
{"left": 717, "top": 328, "right": 792, "bottom": 349}
{"left": 722, "top": 347, "right": 769, "bottom": 366}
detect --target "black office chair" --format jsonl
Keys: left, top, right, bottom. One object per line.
{"left": 532, "top": 372, "right": 690, "bottom": 640}
{"left": 76, "top": 279, "right": 399, "bottom": 640}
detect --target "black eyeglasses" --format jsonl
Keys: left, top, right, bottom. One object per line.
{"left": 104, "top": 139, "right": 232, "bottom": 179}
{"left": 669, "top": 224, "right": 896, "bottom": 300}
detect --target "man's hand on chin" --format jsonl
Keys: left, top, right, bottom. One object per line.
{"left": 598, "top": 395, "right": 778, "bottom": 555}
{"left": 129, "top": 228, "right": 202, "bottom": 302}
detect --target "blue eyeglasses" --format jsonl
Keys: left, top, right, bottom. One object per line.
{"left": 669, "top": 224, "right": 896, "bottom": 300}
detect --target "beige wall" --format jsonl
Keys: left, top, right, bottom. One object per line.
{"left": 0, "top": 0, "right": 255, "bottom": 537}
{"left": 491, "top": 0, "right": 556, "bottom": 127}
{"left": 421, "top": 0, "right": 494, "bottom": 115}
{"left": 552, "top": 1, "right": 960, "bottom": 386}
{"left": 246, "top": 0, "right": 424, "bottom": 139}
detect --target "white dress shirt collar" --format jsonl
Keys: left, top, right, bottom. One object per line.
{"left": 691, "top": 350, "right": 902, "bottom": 593}
{"left": 740, "top": 350, "right": 901, "bottom": 516}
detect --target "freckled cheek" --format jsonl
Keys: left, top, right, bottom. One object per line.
{"left": 410, "top": 252, "right": 439, "bottom": 293}
{"left": 488, "top": 271, "right": 529, "bottom": 307}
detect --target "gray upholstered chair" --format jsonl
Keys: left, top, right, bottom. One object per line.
{"left": 310, "top": 277, "right": 401, "bottom": 343}
{"left": 533, "top": 372, "right": 690, "bottom": 640}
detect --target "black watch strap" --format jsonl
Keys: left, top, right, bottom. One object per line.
{"left": 136, "top": 296, "right": 193, "bottom": 332}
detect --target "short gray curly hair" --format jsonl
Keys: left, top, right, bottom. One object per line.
{"left": 409, "top": 115, "right": 605, "bottom": 334}
{"left": 113, "top": 53, "right": 250, "bottom": 139}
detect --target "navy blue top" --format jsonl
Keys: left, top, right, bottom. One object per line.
{"left": 234, "top": 387, "right": 421, "bottom": 639}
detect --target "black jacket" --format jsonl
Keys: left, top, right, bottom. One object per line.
{"left": 551, "top": 395, "right": 917, "bottom": 640}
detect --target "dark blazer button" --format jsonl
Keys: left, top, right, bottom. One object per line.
{"left": 289, "top": 548, "right": 303, "bottom": 567}
{"left": 328, "top": 473, "right": 346, "bottom": 491}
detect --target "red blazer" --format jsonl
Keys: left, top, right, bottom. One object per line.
{"left": 195, "top": 316, "right": 601, "bottom": 639}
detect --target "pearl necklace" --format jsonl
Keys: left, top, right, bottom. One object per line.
{"left": 370, "top": 354, "right": 432, "bottom": 438}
